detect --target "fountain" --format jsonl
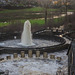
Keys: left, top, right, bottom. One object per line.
{"left": 0, "top": 20, "right": 66, "bottom": 54}
{"left": 20, "top": 20, "right": 34, "bottom": 46}
{"left": 0, "top": 17, "right": 69, "bottom": 75}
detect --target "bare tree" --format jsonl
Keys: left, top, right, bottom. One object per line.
{"left": 71, "top": 0, "right": 75, "bottom": 11}
{"left": 4, "top": 0, "right": 36, "bottom": 7}
{"left": 62, "top": 0, "right": 71, "bottom": 22}
{"left": 15, "top": 0, "right": 36, "bottom": 7}
{"left": 37, "top": 0, "right": 52, "bottom": 25}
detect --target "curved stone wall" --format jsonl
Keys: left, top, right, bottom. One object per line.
{"left": 64, "top": 31, "right": 75, "bottom": 40}
{"left": 0, "top": 32, "right": 69, "bottom": 54}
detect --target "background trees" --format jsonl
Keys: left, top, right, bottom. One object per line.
{"left": 36, "top": 0, "right": 52, "bottom": 25}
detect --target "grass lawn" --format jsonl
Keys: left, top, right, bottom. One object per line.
{"left": 0, "top": 7, "right": 73, "bottom": 14}
{"left": 68, "top": 9, "right": 75, "bottom": 12}
{"left": 53, "top": 18, "right": 63, "bottom": 23}
{"left": 0, "top": 19, "right": 45, "bottom": 27}
{"left": 21, "top": 19, "right": 45, "bottom": 26}
{"left": 0, "top": 7, "right": 58, "bottom": 14}
{"left": 0, "top": 7, "right": 72, "bottom": 23}
{"left": 0, "top": 7, "right": 72, "bottom": 27}
{"left": 0, "top": 22, "right": 10, "bottom": 27}
{"left": 0, "top": 7, "right": 43, "bottom": 14}
{"left": 0, "top": 17, "right": 64, "bottom": 27}
{"left": 25, "top": 7, "right": 44, "bottom": 12}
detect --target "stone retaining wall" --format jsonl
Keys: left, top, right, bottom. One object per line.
{"left": 0, "top": 31, "right": 69, "bottom": 54}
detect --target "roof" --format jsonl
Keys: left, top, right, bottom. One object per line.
{"left": 67, "top": 39, "right": 75, "bottom": 55}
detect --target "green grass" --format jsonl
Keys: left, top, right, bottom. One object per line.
{"left": 0, "top": 19, "right": 45, "bottom": 27}
{"left": 21, "top": 19, "right": 45, "bottom": 25}
{"left": 0, "top": 7, "right": 68, "bottom": 27}
{"left": 0, "top": 7, "right": 58, "bottom": 14}
{"left": 30, "top": 19, "right": 45, "bottom": 25}
{"left": 53, "top": 17, "right": 64, "bottom": 23}
{"left": 0, "top": 9, "right": 19, "bottom": 13}
{"left": 0, "top": 17, "right": 65, "bottom": 27}
{"left": 48, "top": 8, "right": 58, "bottom": 11}
{"left": 0, "top": 7, "right": 73, "bottom": 14}
{"left": 0, "top": 22, "right": 10, "bottom": 27}
{"left": 68, "top": 9, "right": 75, "bottom": 12}
{"left": 25, "top": 7, "right": 44, "bottom": 12}
{"left": 0, "top": 7, "right": 44, "bottom": 14}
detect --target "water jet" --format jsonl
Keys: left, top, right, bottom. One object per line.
{"left": 19, "top": 20, "right": 35, "bottom": 46}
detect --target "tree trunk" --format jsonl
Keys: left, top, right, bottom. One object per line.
{"left": 45, "top": 8, "right": 47, "bottom": 25}
{"left": 65, "top": 0, "right": 68, "bottom": 22}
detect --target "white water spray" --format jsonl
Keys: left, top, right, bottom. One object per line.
{"left": 21, "top": 20, "right": 34, "bottom": 46}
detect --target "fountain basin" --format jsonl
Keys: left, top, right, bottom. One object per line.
{"left": 0, "top": 39, "right": 60, "bottom": 48}
{"left": 0, "top": 31, "right": 69, "bottom": 54}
